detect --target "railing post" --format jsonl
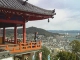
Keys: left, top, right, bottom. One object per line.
{"left": 31, "top": 42, "right": 32, "bottom": 48}
{"left": 35, "top": 42, "right": 37, "bottom": 48}
{"left": 5, "top": 45, "right": 9, "bottom": 50}
{"left": 40, "top": 40, "right": 42, "bottom": 48}
{"left": 25, "top": 43, "right": 27, "bottom": 49}
{"left": 19, "top": 43, "right": 22, "bottom": 51}
{"left": 13, "top": 48, "right": 15, "bottom": 52}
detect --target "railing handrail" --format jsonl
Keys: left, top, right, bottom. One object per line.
{"left": 0, "top": 41, "right": 41, "bottom": 54}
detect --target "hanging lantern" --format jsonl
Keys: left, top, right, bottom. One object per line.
{"left": 52, "top": 16, "right": 54, "bottom": 19}
{"left": 48, "top": 19, "right": 50, "bottom": 23}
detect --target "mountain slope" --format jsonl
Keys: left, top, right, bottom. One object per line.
{"left": 5, "top": 27, "right": 59, "bottom": 37}
{"left": 26, "top": 27, "right": 59, "bottom": 36}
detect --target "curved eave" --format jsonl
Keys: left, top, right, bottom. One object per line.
{"left": 0, "top": 7, "right": 54, "bottom": 21}
{"left": 0, "top": 0, "right": 55, "bottom": 16}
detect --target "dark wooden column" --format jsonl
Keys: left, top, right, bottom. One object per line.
{"left": 14, "top": 26, "right": 17, "bottom": 44}
{"left": 23, "top": 21, "right": 26, "bottom": 43}
{"left": 3, "top": 27, "right": 6, "bottom": 44}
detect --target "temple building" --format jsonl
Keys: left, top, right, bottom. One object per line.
{"left": 0, "top": 0, "right": 56, "bottom": 60}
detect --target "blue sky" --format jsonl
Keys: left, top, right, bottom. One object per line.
{"left": 26, "top": 0, "right": 80, "bottom": 30}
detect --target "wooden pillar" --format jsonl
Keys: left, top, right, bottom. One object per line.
{"left": 23, "top": 21, "right": 26, "bottom": 43}
{"left": 3, "top": 27, "right": 6, "bottom": 44}
{"left": 14, "top": 26, "right": 17, "bottom": 44}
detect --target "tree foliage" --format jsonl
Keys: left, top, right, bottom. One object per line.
{"left": 70, "top": 40, "right": 80, "bottom": 53}
{"left": 35, "top": 46, "right": 50, "bottom": 60}
{"left": 5, "top": 27, "right": 59, "bottom": 37}
{"left": 54, "top": 51, "right": 78, "bottom": 60}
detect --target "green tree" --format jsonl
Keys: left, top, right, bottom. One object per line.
{"left": 54, "top": 51, "right": 78, "bottom": 60}
{"left": 35, "top": 46, "right": 51, "bottom": 60}
{"left": 70, "top": 40, "right": 80, "bottom": 53}
{"left": 70, "top": 40, "right": 80, "bottom": 60}
{"left": 35, "top": 52, "right": 39, "bottom": 60}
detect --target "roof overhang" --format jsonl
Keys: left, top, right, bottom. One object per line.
{"left": 0, "top": 7, "right": 55, "bottom": 21}
{"left": 0, "top": 0, "right": 56, "bottom": 21}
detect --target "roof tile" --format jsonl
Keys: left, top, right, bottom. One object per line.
{"left": 0, "top": 0, "right": 55, "bottom": 15}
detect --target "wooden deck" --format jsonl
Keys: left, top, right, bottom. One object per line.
{"left": 0, "top": 41, "right": 41, "bottom": 54}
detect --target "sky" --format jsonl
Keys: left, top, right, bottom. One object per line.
{"left": 26, "top": 0, "right": 80, "bottom": 30}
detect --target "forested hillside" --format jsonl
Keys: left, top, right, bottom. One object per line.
{"left": 4, "top": 27, "right": 59, "bottom": 37}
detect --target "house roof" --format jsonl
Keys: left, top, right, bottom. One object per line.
{"left": 0, "top": 0, "right": 55, "bottom": 16}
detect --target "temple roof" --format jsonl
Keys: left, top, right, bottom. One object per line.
{"left": 0, "top": 0, "right": 55, "bottom": 16}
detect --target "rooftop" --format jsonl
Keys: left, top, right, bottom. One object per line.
{"left": 0, "top": 0, "right": 55, "bottom": 16}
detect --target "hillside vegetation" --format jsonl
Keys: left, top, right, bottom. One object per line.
{"left": 5, "top": 27, "right": 59, "bottom": 37}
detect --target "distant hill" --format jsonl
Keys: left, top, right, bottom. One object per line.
{"left": 5, "top": 27, "right": 59, "bottom": 37}
{"left": 48, "top": 30, "right": 80, "bottom": 33}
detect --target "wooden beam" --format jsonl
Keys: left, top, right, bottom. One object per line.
{"left": 0, "top": 19, "right": 24, "bottom": 24}
{"left": 0, "top": 8, "right": 52, "bottom": 21}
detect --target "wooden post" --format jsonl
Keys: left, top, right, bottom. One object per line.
{"left": 3, "top": 27, "right": 6, "bottom": 44}
{"left": 14, "top": 26, "right": 17, "bottom": 44}
{"left": 23, "top": 21, "right": 26, "bottom": 43}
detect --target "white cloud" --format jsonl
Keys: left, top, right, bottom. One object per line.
{"left": 28, "top": 0, "right": 40, "bottom": 5}
{"left": 26, "top": 0, "right": 80, "bottom": 30}
{"left": 52, "top": 9, "right": 68, "bottom": 23}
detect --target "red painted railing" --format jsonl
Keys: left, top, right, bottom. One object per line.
{"left": 0, "top": 41, "right": 41, "bottom": 54}
{"left": 5, "top": 38, "right": 22, "bottom": 44}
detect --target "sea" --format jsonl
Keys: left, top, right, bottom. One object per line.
{"left": 61, "top": 33, "right": 80, "bottom": 41}
{"left": 48, "top": 30, "right": 80, "bottom": 41}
